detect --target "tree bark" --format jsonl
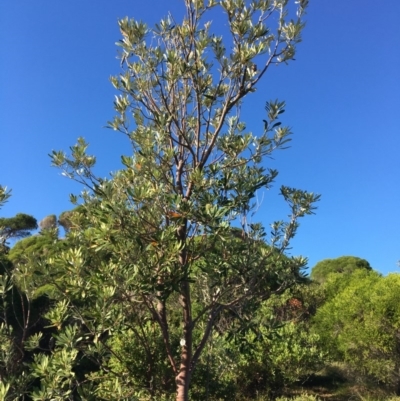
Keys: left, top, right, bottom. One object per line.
{"left": 176, "top": 371, "right": 189, "bottom": 401}
{"left": 176, "top": 275, "right": 193, "bottom": 401}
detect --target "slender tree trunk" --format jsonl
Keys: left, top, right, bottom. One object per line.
{"left": 176, "top": 373, "right": 189, "bottom": 401}
{"left": 176, "top": 277, "right": 193, "bottom": 401}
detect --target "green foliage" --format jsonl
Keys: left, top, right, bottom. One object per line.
{"left": 0, "top": 186, "right": 11, "bottom": 209}
{"left": 0, "top": 213, "right": 38, "bottom": 248}
{"left": 1, "top": 1, "right": 319, "bottom": 399}
{"left": 0, "top": 252, "right": 12, "bottom": 275}
{"left": 8, "top": 230, "right": 67, "bottom": 298}
{"left": 0, "top": 186, "right": 12, "bottom": 254}
{"left": 312, "top": 270, "right": 400, "bottom": 392}
{"left": 0, "top": 261, "right": 33, "bottom": 398}
{"left": 0, "top": 324, "right": 32, "bottom": 401}
{"left": 227, "top": 287, "right": 325, "bottom": 398}
{"left": 310, "top": 256, "right": 372, "bottom": 284}
{"left": 0, "top": 198, "right": 64, "bottom": 399}
{"left": 8, "top": 232, "right": 59, "bottom": 265}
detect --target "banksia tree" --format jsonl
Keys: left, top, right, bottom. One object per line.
{"left": 47, "top": 1, "right": 318, "bottom": 400}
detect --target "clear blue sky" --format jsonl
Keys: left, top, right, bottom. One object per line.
{"left": 1, "top": 1, "right": 399, "bottom": 274}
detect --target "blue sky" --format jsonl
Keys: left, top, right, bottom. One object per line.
{"left": 1, "top": 0, "right": 399, "bottom": 274}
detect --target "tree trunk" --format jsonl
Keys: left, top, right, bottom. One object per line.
{"left": 175, "top": 276, "right": 193, "bottom": 401}
{"left": 176, "top": 373, "right": 189, "bottom": 401}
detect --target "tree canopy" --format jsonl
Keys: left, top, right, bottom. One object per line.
{"left": 310, "top": 256, "right": 372, "bottom": 284}
{"left": 0, "top": 213, "right": 37, "bottom": 251}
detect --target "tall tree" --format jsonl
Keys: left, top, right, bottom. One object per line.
{"left": 0, "top": 213, "right": 37, "bottom": 253}
{"left": 47, "top": 1, "right": 317, "bottom": 399}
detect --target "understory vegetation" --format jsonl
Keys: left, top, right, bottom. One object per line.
{"left": 1, "top": 206, "right": 399, "bottom": 400}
